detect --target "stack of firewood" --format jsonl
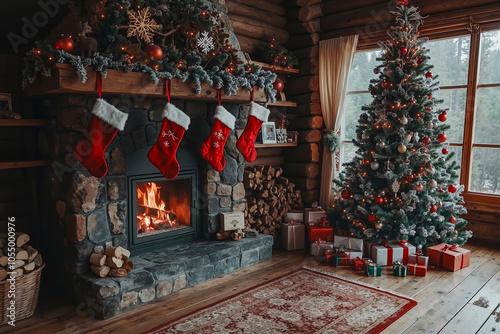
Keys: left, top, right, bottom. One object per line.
{"left": 90, "top": 246, "right": 134, "bottom": 278}
{"left": 0, "top": 233, "right": 43, "bottom": 281}
{"left": 244, "top": 165, "right": 302, "bottom": 236}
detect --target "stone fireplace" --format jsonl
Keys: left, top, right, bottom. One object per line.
{"left": 34, "top": 93, "right": 273, "bottom": 319}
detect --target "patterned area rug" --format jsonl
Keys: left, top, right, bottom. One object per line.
{"left": 144, "top": 267, "right": 417, "bottom": 334}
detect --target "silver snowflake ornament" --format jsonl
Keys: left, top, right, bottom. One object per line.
{"left": 215, "top": 130, "right": 225, "bottom": 140}
{"left": 213, "top": 141, "right": 220, "bottom": 149}
{"left": 197, "top": 31, "right": 215, "bottom": 54}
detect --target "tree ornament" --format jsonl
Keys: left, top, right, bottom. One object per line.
{"left": 428, "top": 179, "right": 437, "bottom": 188}
{"left": 374, "top": 221, "right": 383, "bottom": 230}
{"left": 382, "top": 79, "right": 388, "bottom": 89}
{"left": 54, "top": 35, "right": 74, "bottom": 53}
{"left": 398, "top": 144, "right": 407, "bottom": 153}
{"left": 426, "top": 121, "right": 434, "bottom": 129}
{"left": 437, "top": 133, "right": 447, "bottom": 142}
{"left": 449, "top": 216, "right": 457, "bottom": 224}
{"left": 410, "top": 99, "right": 416, "bottom": 105}
{"left": 428, "top": 95, "right": 432, "bottom": 99}
{"left": 400, "top": 116, "right": 408, "bottom": 125}
{"left": 439, "top": 189, "right": 445, "bottom": 193}
{"left": 273, "top": 78, "right": 284, "bottom": 92}
{"left": 370, "top": 161, "right": 380, "bottom": 170}
{"left": 417, "top": 57, "right": 423, "bottom": 64}
{"left": 442, "top": 147, "right": 449, "bottom": 154}
{"left": 438, "top": 113, "right": 447, "bottom": 122}
{"left": 144, "top": 44, "right": 163, "bottom": 60}
{"left": 368, "top": 214, "right": 376, "bottom": 222}
{"left": 377, "top": 140, "right": 386, "bottom": 149}
{"left": 399, "top": 46, "right": 408, "bottom": 55}
{"left": 397, "top": 0, "right": 409, "bottom": 5}
{"left": 341, "top": 189, "right": 350, "bottom": 198}
{"left": 448, "top": 184, "right": 457, "bottom": 193}
{"left": 425, "top": 72, "right": 433, "bottom": 78}
{"left": 197, "top": 31, "right": 215, "bottom": 54}
{"left": 430, "top": 204, "right": 437, "bottom": 213}
{"left": 127, "top": 7, "right": 161, "bottom": 44}
{"left": 375, "top": 196, "right": 384, "bottom": 204}
{"left": 415, "top": 183, "right": 424, "bottom": 192}
{"left": 437, "top": 200, "right": 442, "bottom": 208}
{"left": 422, "top": 137, "right": 431, "bottom": 144}
{"left": 405, "top": 174, "right": 414, "bottom": 183}
{"left": 392, "top": 180, "right": 400, "bottom": 193}
{"left": 371, "top": 89, "right": 376, "bottom": 95}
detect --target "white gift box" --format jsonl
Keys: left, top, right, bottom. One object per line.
{"left": 409, "top": 254, "right": 429, "bottom": 267}
{"left": 369, "top": 242, "right": 416, "bottom": 266}
{"left": 333, "top": 235, "right": 363, "bottom": 252}
{"left": 285, "top": 210, "right": 304, "bottom": 222}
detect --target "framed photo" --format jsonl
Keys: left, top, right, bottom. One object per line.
{"left": 261, "top": 122, "right": 277, "bottom": 144}
{"left": 276, "top": 128, "right": 287, "bottom": 143}
{"left": 0, "top": 94, "right": 12, "bottom": 113}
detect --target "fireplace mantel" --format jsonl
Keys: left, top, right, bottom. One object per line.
{"left": 24, "top": 63, "right": 269, "bottom": 103}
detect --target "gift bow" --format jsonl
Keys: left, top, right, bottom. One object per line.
{"left": 314, "top": 239, "right": 327, "bottom": 245}
{"left": 440, "top": 244, "right": 466, "bottom": 269}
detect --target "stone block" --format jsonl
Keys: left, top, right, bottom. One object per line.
{"left": 132, "top": 129, "right": 147, "bottom": 150}
{"left": 205, "top": 169, "right": 220, "bottom": 182}
{"left": 75, "top": 241, "right": 93, "bottom": 262}
{"left": 61, "top": 94, "right": 87, "bottom": 107}
{"left": 133, "top": 98, "right": 151, "bottom": 110}
{"left": 232, "top": 201, "right": 246, "bottom": 212}
{"left": 259, "top": 245, "right": 273, "bottom": 262}
{"left": 220, "top": 155, "right": 237, "bottom": 185}
{"left": 187, "top": 264, "right": 214, "bottom": 286}
{"left": 185, "top": 119, "right": 210, "bottom": 149}
{"left": 173, "top": 275, "right": 186, "bottom": 292}
{"left": 60, "top": 107, "right": 87, "bottom": 131}
{"left": 91, "top": 277, "right": 120, "bottom": 299}
{"left": 219, "top": 197, "right": 231, "bottom": 208}
{"left": 65, "top": 214, "right": 86, "bottom": 243}
{"left": 74, "top": 261, "right": 89, "bottom": 275}
{"left": 108, "top": 201, "right": 127, "bottom": 234}
{"left": 108, "top": 148, "right": 127, "bottom": 175}
{"left": 67, "top": 173, "right": 106, "bottom": 213}
{"left": 206, "top": 213, "right": 219, "bottom": 234}
{"left": 112, "top": 234, "right": 128, "bottom": 248}
{"left": 149, "top": 104, "right": 164, "bottom": 122}
{"left": 185, "top": 101, "right": 207, "bottom": 119}
{"left": 224, "top": 103, "right": 239, "bottom": 118}
{"left": 239, "top": 234, "right": 274, "bottom": 252}
{"left": 107, "top": 177, "right": 127, "bottom": 201}
{"left": 241, "top": 249, "right": 259, "bottom": 268}
{"left": 225, "top": 135, "right": 239, "bottom": 158}
{"left": 87, "top": 208, "right": 111, "bottom": 244}
{"left": 234, "top": 119, "right": 247, "bottom": 130}
{"left": 122, "top": 111, "right": 147, "bottom": 135}
{"left": 190, "top": 241, "right": 241, "bottom": 263}
{"left": 144, "top": 262, "right": 185, "bottom": 281}
{"left": 232, "top": 183, "right": 245, "bottom": 201}
{"left": 121, "top": 291, "right": 138, "bottom": 309}
{"left": 204, "top": 182, "right": 216, "bottom": 196}
{"left": 214, "top": 256, "right": 240, "bottom": 277}
{"left": 119, "top": 135, "right": 135, "bottom": 155}
{"left": 100, "top": 296, "right": 120, "bottom": 319}
{"left": 139, "top": 288, "right": 155, "bottom": 303}
{"left": 142, "top": 250, "right": 209, "bottom": 271}
{"left": 207, "top": 196, "right": 219, "bottom": 214}
{"left": 239, "top": 104, "right": 249, "bottom": 119}
{"left": 156, "top": 280, "right": 173, "bottom": 298}
{"left": 112, "top": 269, "right": 155, "bottom": 293}
{"left": 217, "top": 183, "right": 232, "bottom": 196}
{"left": 238, "top": 164, "right": 244, "bottom": 182}
{"left": 146, "top": 124, "right": 157, "bottom": 146}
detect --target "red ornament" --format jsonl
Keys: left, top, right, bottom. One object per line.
{"left": 417, "top": 58, "right": 423, "bottom": 64}
{"left": 430, "top": 204, "right": 437, "bottom": 213}
{"left": 410, "top": 99, "right": 416, "bottom": 105}
{"left": 371, "top": 89, "right": 376, "bottom": 95}
{"left": 341, "top": 190, "right": 350, "bottom": 198}
{"left": 422, "top": 137, "right": 431, "bottom": 144}
{"left": 397, "top": 0, "right": 409, "bottom": 5}
{"left": 438, "top": 189, "right": 445, "bottom": 193}
{"left": 426, "top": 72, "right": 433, "bottom": 78}
{"left": 442, "top": 147, "right": 449, "bottom": 154}
{"left": 374, "top": 197, "right": 384, "bottom": 204}
{"left": 437, "top": 133, "right": 447, "bottom": 142}
{"left": 273, "top": 78, "right": 285, "bottom": 92}
{"left": 382, "top": 79, "right": 388, "bottom": 89}
{"left": 449, "top": 216, "right": 457, "bottom": 224}
{"left": 448, "top": 184, "right": 457, "bottom": 193}
{"left": 438, "top": 113, "right": 447, "bottom": 122}
{"left": 405, "top": 174, "right": 414, "bottom": 183}
{"left": 399, "top": 46, "right": 408, "bottom": 55}
{"left": 428, "top": 95, "right": 432, "bottom": 99}
{"left": 54, "top": 35, "right": 74, "bottom": 53}
{"left": 144, "top": 44, "right": 163, "bottom": 60}
{"left": 368, "top": 214, "right": 376, "bottom": 222}
{"left": 426, "top": 107, "right": 432, "bottom": 111}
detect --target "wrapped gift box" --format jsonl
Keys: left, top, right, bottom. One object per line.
{"left": 334, "top": 253, "right": 350, "bottom": 267}
{"left": 427, "top": 243, "right": 470, "bottom": 272}
{"left": 352, "top": 257, "right": 365, "bottom": 271}
{"left": 307, "top": 224, "right": 334, "bottom": 242}
{"left": 324, "top": 249, "right": 335, "bottom": 265}
{"left": 369, "top": 242, "right": 417, "bottom": 266}
{"left": 282, "top": 222, "right": 305, "bottom": 250}
{"left": 393, "top": 263, "right": 408, "bottom": 277}
{"left": 333, "top": 235, "right": 363, "bottom": 252}
{"left": 364, "top": 263, "right": 382, "bottom": 276}
{"left": 408, "top": 263, "right": 427, "bottom": 276}
{"left": 285, "top": 210, "right": 304, "bottom": 223}
{"left": 344, "top": 250, "right": 363, "bottom": 264}
{"left": 304, "top": 208, "right": 327, "bottom": 225}
{"left": 310, "top": 241, "right": 333, "bottom": 256}
{"left": 409, "top": 253, "right": 429, "bottom": 267}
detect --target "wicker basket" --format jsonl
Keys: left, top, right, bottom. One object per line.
{"left": 0, "top": 263, "right": 45, "bottom": 325}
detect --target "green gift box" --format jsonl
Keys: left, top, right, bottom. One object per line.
{"left": 364, "top": 263, "right": 382, "bottom": 276}
{"left": 392, "top": 262, "right": 407, "bottom": 277}
{"left": 334, "top": 253, "right": 350, "bottom": 267}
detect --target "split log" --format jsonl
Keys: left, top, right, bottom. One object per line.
{"left": 283, "top": 162, "right": 319, "bottom": 178}
{"left": 91, "top": 265, "right": 110, "bottom": 278}
{"left": 90, "top": 252, "right": 107, "bottom": 266}
{"left": 15, "top": 248, "right": 29, "bottom": 261}
{"left": 22, "top": 262, "right": 36, "bottom": 274}
{"left": 15, "top": 233, "right": 30, "bottom": 247}
{"left": 299, "top": 4, "right": 323, "bottom": 22}
{"left": 284, "top": 143, "right": 319, "bottom": 162}
{"left": 0, "top": 256, "right": 7, "bottom": 267}
{"left": 108, "top": 268, "right": 128, "bottom": 277}
{"left": 226, "top": 1, "right": 287, "bottom": 27}
{"left": 286, "top": 33, "right": 320, "bottom": 50}
{"left": 105, "top": 246, "right": 130, "bottom": 259}
{"left": 0, "top": 268, "right": 7, "bottom": 281}
{"left": 33, "top": 253, "right": 43, "bottom": 268}
{"left": 13, "top": 259, "right": 25, "bottom": 269}
{"left": 107, "top": 257, "right": 124, "bottom": 269}
{"left": 294, "top": 102, "right": 322, "bottom": 116}
{"left": 288, "top": 116, "right": 323, "bottom": 130}
{"left": 285, "top": 75, "right": 319, "bottom": 96}
{"left": 22, "top": 245, "right": 39, "bottom": 262}
{"left": 121, "top": 248, "right": 131, "bottom": 261}
{"left": 298, "top": 129, "right": 322, "bottom": 143}
{"left": 123, "top": 260, "right": 134, "bottom": 272}
{"left": 10, "top": 268, "right": 23, "bottom": 277}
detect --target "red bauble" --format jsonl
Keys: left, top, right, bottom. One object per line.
{"left": 449, "top": 216, "right": 457, "bottom": 224}
{"left": 428, "top": 95, "right": 432, "bottom": 100}
{"left": 382, "top": 79, "right": 388, "bottom": 89}
{"left": 405, "top": 174, "right": 414, "bottom": 183}
{"left": 341, "top": 190, "right": 350, "bottom": 198}
{"left": 273, "top": 78, "right": 285, "bottom": 92}
{"left": 426, "top": 107, "right": 432, "bottom": 111}
{"left": 438, "top": 113, "right": 447, "bottom": 122}
{"left": 430, "top": 204, "right": 437, "bottom": 213}
{"left": 426, "top": 72, "right": 433, "bottom": 78}
{"left": 397, "top": 0, "right": 409, "bottom": 4}
{"left": 54, "top": 35, "right": 74, "bottom": 53}
{"left": 442, "top": 147, "right": 449, "bottom": 154}
{"left": 417, "top": 58, "right": 423, "bottom": 64}
{"left": 145, "top": 44, "right": 163, "bottom": 60}
{"left": 370, "top": 89, "right": 376, "bottom": 95}
{"left": 374, "top": 197, "right": 384, "bottom": 204}
{"left": 448, "top": 184, "right": 457, "bottom": 193}
{"left": 437, "top": 133, "right": 447, "bottom": 142}
{"left": 368, "top": 214, "right": 376, "bottom": 222}
{"left": 399, "top": 46, "right": 408, "bottom": 55}
{"left": 422, "top": 137, "right": 431, "bottom": 144}
{"left": 438, "top": 189, "right": 445, "bottom": 193}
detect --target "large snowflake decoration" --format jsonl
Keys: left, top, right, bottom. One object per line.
{"left": 197, "top": 31, "right": 215, "bottom": 54}
{"left": 127, "top": 7, "right": 161, "bottom": 44}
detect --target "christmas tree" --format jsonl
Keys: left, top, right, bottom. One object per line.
{"left": 331, "top": 0, "right": 472, "bottom": 249}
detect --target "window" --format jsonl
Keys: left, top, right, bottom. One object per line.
{"left": 340, "top": 26, "right": 500, "bottom": 201}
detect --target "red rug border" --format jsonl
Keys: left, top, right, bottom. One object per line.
{"left": 141, "top": 267, "right": 418, "bottom": 334}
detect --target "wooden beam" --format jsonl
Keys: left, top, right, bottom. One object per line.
{"left": 226, "top": 1, "right": 287, "bottom": 28}
{"left": 288, "top": 116, "right": 323, "bottom": 130}
{"left": 236, "top": 34, "right": 263, "bottom": 55}
{"left": 284, "top": 143, "right": 319, "bottom": 162}
{"left": 286, "top": 33, "right": 320, "bottom": 50}
{"left": 229, "top": 0, "right": 286, "bottom": 16}
{"left": 298, "top": 4, "right": 323, "bottom": 22}
{"left": 286, "top": 19, "right": 321, "bottom": 34}
{"left": 229, "top": 14, "right": 289, "bottom": 44}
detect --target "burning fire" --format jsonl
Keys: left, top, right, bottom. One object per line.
{"left": 137, "top": 182, "right": 178, "bottom": 233}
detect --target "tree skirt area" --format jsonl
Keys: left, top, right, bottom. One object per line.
{"left": 143, "top": 267, "right": 417, "bottom": 334}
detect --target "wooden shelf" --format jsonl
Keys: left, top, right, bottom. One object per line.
{"left": 268, "top": 101, "right": 297, "bottom": 107}
{"left": 255, "top": 142, "right": 297, "bottom": 148}
{"left": 250, "top": 61, "right": 300, "bottom": 75}
{"left": 0, "top": 160, "right": 52, "bottom": 170}
{"left": 0, "top": 119, "right": 49, "bottom": 127}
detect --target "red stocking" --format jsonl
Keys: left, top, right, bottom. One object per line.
{"left": 74, "top": 99, "right": 128, "bottom": 178}
{"left": 236, "top": 102, "right": 270, "bottom": 162}
{"left": 201, "top": 106, "right": 236, "bottom": 171}
{"left": 148, "top": 103, "right": 190, "bottom": 179}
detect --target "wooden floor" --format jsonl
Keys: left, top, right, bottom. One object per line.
{"left": 2, "top": 239, "right": 500, "bottom": 334}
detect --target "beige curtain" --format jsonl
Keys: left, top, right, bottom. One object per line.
{"left": 318, "top": 35, "right": 359, "bottom": 209}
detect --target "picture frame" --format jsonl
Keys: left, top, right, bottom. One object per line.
{"left": 261, "top": 122, "right": 277, "bottom": 144}
{"left": 276, "top": 128, "right": 288, "bottom": 143}
{"left": 0, "top": 93, "right": 12, "bottom": 113}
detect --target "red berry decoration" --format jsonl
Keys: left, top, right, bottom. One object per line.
{"left": 438, "top": 113, "right": 447, "bottom": 122}
{"left": 428, "top": 95, "right": 432, "bottom": 99}
{"left": 422, "top": 137, "right": 431, "bottom": 144}
{"left": 399, "top": 46, "right": 408, "bottom": 55}
{"left": 437, "top": 133, "right": 447, "bottom": 143}
{"left": 417, "top": 57, "right": 423, "bottom": 64}
{"left": 397, "top": 0, "right": 409, "bottom": 5}
{"left": 449, "top": 216, "right": 457, "bottom": 224}
{"left": 448, "top": 184, "right": 457, "bottom": 193}
{"left": 273, "top": 78, "right": 285, "bottom": 92}
{"left": 368, "top": 214, "right": 376, "bottom": 223}
{"left": 405, "top": 174, "right": 414, "bottom": 183}
{"left": 54, "top": 35, "right": 74, "bottom": 53}
{"left": 442, "top": 147, "right": 449, "bottom": 154}
{"left": 374, "top": 197, "right": 384, "bottom": 204}
{"left": 145, "top": 44, "right": 163, "bottom": 60}
{"left": 426, "top": 72, "right": 433, "bottom": 78}
{"left": 430, "top": 204, "right": 437, "bottom": 213}
{"left": 382, "top": 79, "right": 388, "bottom": 89}
{"left": 341, "top": 190, "right": 350, "bottom": 198}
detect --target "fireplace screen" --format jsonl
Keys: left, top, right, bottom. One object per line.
{"left": 136, "top": 178, "right": 191, "bottom": 238}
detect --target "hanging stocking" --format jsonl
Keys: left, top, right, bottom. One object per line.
{"left": 236, "top": 101, "right": 270, "bottom": 162}
{"left": 74, "top": 75, "right": 128, "bottom": 178}
{"left": 148, "top": 102, "right": 190, "bottom": 179}
{"left": 201, "top": 105, "right": 236, "bottom": 171}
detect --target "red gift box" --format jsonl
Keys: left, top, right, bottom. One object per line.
{"left": 408, "top": 263, "right": 427, "bottom": 276}
{"left": 306, "top": 223, "right": 333, "bottom": 242}
{"left": 427, "top": 243, "right": 470, "bottom": 272}
{"left": 352, "top": 257, "right": 365, "bottom": 271}
{"left": 324, "top": 248, "right": 335, "bottom": 265}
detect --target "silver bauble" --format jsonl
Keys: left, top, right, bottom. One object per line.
{"left": 398, "top": 144, "right": 407, "bottom": 153}
{"left": 374, "top": 221, "right": 383, "bottom": 230}
{"left": 429, "top": 179, "right": 437, "bottom": 188}
{"left": 371, "top": 161, "right": 380, "bottom": 170}
{"left": 400, "top": 116, "right": 408, "bottom": 125}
